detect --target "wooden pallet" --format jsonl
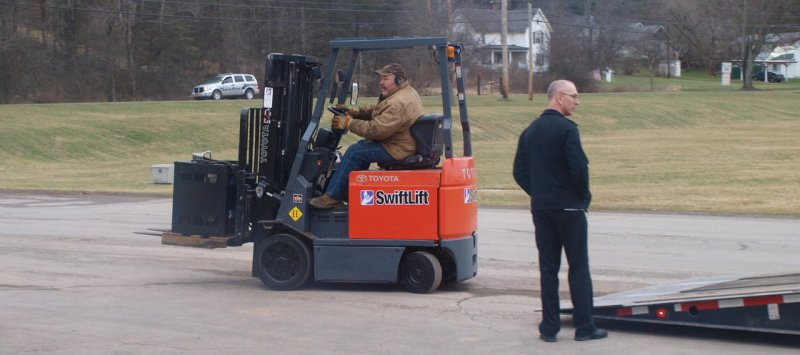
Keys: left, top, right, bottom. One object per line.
{"left": 161, "top": 231, "right": 231, "bottom": 249}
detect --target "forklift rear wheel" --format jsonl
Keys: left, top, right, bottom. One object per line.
{"left": 255, "top": 233, "right": 312, "bottom": 291}
{"left": 401, "top": 251, "right": 442, "bottom": 294}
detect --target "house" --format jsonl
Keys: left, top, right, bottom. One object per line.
{"left": 764, "top": 35, "right": 800, "bottom": 79}
{"left": 619, "top": 22, "right": 680, "bottom": 77}
{"left": 451, "top": 6, "right": 551, "bottom": 72}
{"left": 730, "top": 32, "right": 799, "bottom": 80}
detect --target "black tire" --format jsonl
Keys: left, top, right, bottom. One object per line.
{"left": 244, "top": 88, "right": 254, "bottom": 100}
{"left": 400, "top": 251, "right": 442, "bottom": 294}
{"left": 211, "top": 90, "right": 223, "bottom": 100}
{"left": 254, "top": 233, "right": 312, "bottom": 291}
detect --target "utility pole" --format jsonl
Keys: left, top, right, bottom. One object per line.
{"left": 500, "top": 0, "right": 510, "bottom": 99}
{"left": 586, "top": 0, "right": 595, "bottom": 68}
{"left": 528, "top": 3, "right": 534, "bottom": 100}
{"left": 666, "top": 39, "right": 672, "bottom": 79}
{"left": 741, "top": 0, "right": 750, "bottom": 89}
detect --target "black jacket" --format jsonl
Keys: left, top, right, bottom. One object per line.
{"left": 513, "top": 109, "right": 591, "bottom": 211}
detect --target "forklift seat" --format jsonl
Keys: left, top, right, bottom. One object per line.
{"left": 379, "top": 114, "right": 444, "bottom": 170}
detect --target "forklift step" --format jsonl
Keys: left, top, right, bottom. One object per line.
{"left": 161, "top": 231, "right": 231, "bottom": 249}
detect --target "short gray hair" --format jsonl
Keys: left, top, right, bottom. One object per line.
{"left": 547, "top": 80, "right": 573, "bottom": 100}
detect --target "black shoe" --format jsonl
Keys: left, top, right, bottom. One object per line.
{"left": 575, "top": 328, "right": 607, "bottom": 341}
{"left": 539, "top": 334, "right": 557, "bottom": 342}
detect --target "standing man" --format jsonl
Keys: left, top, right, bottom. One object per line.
{"left": 309, "top": 63, "right": 423, "bottom": 209}
{"left": 513, "top": 80, "right": 607, "bottom": 342}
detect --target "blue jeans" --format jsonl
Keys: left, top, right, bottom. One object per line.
{"left": 533, "top": 209, "right": 596, "bottom": 337}
{"left": 326, "top": 140, "right": 396, "bottom": 200}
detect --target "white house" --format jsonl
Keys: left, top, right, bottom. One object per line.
{"left": 734, "top": 32, "right": 799, "bottom": 80}
{"left": 451, "top": 7, "right": 551, "bottom": 72}
{"left": 765, "top": 36, "right": 800, "bottom": 79}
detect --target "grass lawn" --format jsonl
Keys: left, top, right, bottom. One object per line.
{"left": 1, "top": 72, "right": 799, "bottom": 216}
{"left": 600, "top": 71, "right": 800, "bottom": 93}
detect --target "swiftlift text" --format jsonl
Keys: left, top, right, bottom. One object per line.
{"left": 375, "top": 190, "right": 430, "bottom": 205}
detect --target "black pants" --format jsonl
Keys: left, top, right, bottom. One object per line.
{"left": 533, "top": 209, "right": 596, "bottom": 336}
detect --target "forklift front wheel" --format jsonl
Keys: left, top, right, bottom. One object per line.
{"left": 254, "top": 233, "right": 312, "bottom": 291}
{"left": 400, "top": 251, "right": 442, "bottom": 294}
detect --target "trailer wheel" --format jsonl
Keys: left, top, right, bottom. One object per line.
{"left": 254, "top": 233, "right": 312, "bottom": 291}
{"left": 400, "top": 251, "right": 442, "bottom": 294}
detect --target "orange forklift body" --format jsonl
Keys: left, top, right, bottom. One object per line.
{"left": 348, "top": 157, "right": 477, "bottom": 240}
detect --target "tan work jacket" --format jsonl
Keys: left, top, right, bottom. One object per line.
{"left": 349, "top": 82, "right": 424, "bottom": 160}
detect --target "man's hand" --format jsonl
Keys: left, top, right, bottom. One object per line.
{"left": 334, "top": 103, "right": 351, "bottom": 115}
{"left": 331, "top": 113, "right": 351, "bottom": 131}
{"left": 349, "top": 106, "right": 374, "bottom": 120}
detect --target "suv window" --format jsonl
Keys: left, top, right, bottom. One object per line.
{"left": 222, "top": 77, "right": 233, "bottom": 84}
{"left": 245, "top": 75, "right": 256, "bottom": 82}
{"left": 234, "top": 75, "right": 244, "bottom": 83}
{"left": 206, "top": 75, "right": 223, "bottom": 84}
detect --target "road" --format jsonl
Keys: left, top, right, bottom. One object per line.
{"left": 1, "top": 192, "right": 799, "bottom": 354}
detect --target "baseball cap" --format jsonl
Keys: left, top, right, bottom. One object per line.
{"left": 373, "top": 63, "right": 406, "bottom": 81}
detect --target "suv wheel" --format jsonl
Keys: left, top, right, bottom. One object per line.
{"left": 212, "top": 90, "right": 223, "bottom": 100}
{"left": 244, "top": 89, "right": 254, "bottom": 100}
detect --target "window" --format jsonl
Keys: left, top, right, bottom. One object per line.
{"left": 245, "top": 75, "right": 256, "bottom": 82}
{"left": 222, "top": 77, "right": 233, "bottom": 84}
{"left": 533, "top": 31, "right": 544, "bottom": 44}
{"left": 536, "top": 54, "right": 545, "bottom": 66}
{"left": 234, "top": 75, "right": 244, "bottom": 83}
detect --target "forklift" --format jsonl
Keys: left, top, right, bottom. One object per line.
{"left": 162, "top": 37, "right": 478, "bottom": 293}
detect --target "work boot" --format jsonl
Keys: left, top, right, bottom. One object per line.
{"left": 574, "top": 328, "right": 608, "bottom": 341}
{"left": 539, "top": 334, "right": 557, "bottom": 343}
{"left": 309, "top": 194, "right": 342, "bottom": 209}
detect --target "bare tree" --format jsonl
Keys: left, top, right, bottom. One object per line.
{"left": 0, "top": 1, "right": 425, "bottom": 102}
{"left": 737, "top": 0, "right": 799, "bottom": 89}
{"left": 545, "top": 20, "right": 598, "bottom": 92}
{"left": 658, "top": 0, "right": 799, "bottom": 88}
{"left": 119, "top": 0, "right": 138, "bottom": 98}
{"left": 658, "top": 0, "right": 737, "bottom": 76}
{"left": 0, "top": 3, "right": 17, "bottom": 103}
{"left": 637, "top": 38, "right": 665, "bottom": 91}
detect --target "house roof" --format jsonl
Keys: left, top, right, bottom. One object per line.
{"left": 453, "top": 8, "right": 542, "bottom": 34}
{"left": 482, "top": 44, "right": 529, "bottom": 52}
{"left": 621, "top": 22, "right": 668, "bottom": 41}
{"left": 765, "top": 32, "right": 800, "bottom": 46}
{"left": 771, "top": 53, "right": 795, "bottom": 61}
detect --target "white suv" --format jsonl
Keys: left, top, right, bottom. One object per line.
{"left": 192, "top": 73, "right": 260, "bottom": 100}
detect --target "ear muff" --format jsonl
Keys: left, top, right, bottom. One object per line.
{"left": 395, "top": 75, "right": 403, "bottom": 85}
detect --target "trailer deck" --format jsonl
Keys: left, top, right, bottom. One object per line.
{"left": 563, "top": 273, "right": 800, "bottom": 335}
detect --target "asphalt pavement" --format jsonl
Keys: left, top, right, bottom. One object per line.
{"left": 1, "top": 192, "right": 799, "bottom": 354}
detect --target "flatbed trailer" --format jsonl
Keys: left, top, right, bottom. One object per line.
{"left": 563, "top": 273, "right": 800, "bottom": 335}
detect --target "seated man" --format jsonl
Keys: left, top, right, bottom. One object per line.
{"left": 309, "top": 63, "right": 424, "bottom": 209}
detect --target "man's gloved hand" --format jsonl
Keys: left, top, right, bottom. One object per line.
{"left": 334, "top": 103, "right": 351, "bottom": 115}
{"left": 331, "top": 113, "right": 352, "bottom": 131}
{"left": 349, "top": 106, "right": 373, "bottom": 120}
